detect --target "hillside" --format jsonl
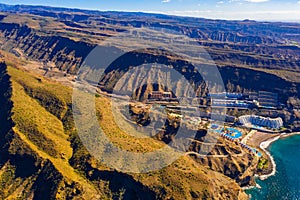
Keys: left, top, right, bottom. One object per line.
{"left": 0, "top": 3, "right": 300, "bottom": 199}
{"left": 0, "top": 4, "right": 299, "bottom": 113}
{"left": 0, "top": 61, "right": 250, "bottom": 199}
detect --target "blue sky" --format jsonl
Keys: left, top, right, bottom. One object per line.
{"left": 0, "top": 0, "right": 300, "bottom": 21}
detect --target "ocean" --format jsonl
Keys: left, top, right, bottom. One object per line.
{"left": 246, "top": 134, "right": 300, "bottom": 199}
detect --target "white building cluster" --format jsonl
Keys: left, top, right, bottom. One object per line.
{"left": 238, "top": 115, "right": 283, "bottom": 129}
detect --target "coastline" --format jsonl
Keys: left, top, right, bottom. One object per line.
{"left": 245, "top": 131, "right": 300, "bottom": 200}
{"left": 280, "top": 132, "right": 300, "bottom": 139}
{"left": 258, "top": 135, "right": 280, "bottom": 180}
{"left": 251, "top": 132, "right": 300, "bottom": 182}
{"left": 242, "top": 182, "right": 261, "bottom": 190}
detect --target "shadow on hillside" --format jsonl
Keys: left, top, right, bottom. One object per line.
{"left": 91, "top": 169, "right": 157, "bottom": 200}
{"left": 0, "top": 62, "right": 14, "bottom": 166}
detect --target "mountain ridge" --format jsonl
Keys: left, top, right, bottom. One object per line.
{"left": 0, "top": 59, "right": 249, "bottom": 199}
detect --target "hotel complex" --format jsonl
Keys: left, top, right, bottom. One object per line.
{"left": 238, "top": 115, "right": 283, "bottom": 130}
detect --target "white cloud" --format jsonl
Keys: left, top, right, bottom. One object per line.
{"left": 162, "top": 0, "right": 171, "bottom": 3}
{"left": 230, "top": 0, "right": 269, "bottom": 3}
{"left": 298, "top": 1, "right": 300, "bottom": 4}
{"left": 165, "top": 10, "right": 300, "bottom": 22}
{"left": 217, "top": 1, "right": 224, "bottom": 4}
{"left": 245, "top": 0, "right": 269, "bottom": 2}
{"left": 170, "top": 10, "right": 212, "bottom": 14}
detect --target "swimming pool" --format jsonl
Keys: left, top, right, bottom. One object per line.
{"left": 225, "top": 127, "right": 242, "bottom": 139}
{"left": 210, "top": 125, "right": 243, "bottom": 139}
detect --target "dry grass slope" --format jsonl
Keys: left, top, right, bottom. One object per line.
{"left": 1, "top": 64, "right": 249, "bottom": 199}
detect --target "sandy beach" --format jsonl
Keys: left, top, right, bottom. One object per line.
{"left": 247, "top": 132, "right": 300, "bottom": 182}
{"left": 258, "top": 136, "right": 280, "bottom": 180}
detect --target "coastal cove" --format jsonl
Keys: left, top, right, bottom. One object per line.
{"left": 246, "top": 133, "right": 300, "bottom": 199}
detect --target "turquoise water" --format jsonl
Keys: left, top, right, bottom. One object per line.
{"left": 246, "top": 134, "right": 300, "bottom": 199}
{"left": 226, "top": 127, "right": 242, "bottom": 139}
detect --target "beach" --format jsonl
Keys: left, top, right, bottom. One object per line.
{"left": 255, "top": 132, "right": 300, "bottom": 180}
{"left": 258, "top": 136, "right": 280, "bottom": 180}
{"left": 246, "top": 133, "right": 300, "bottom": 199}
{"left": 244, "top": 131, "right": 298, "bottom": 181}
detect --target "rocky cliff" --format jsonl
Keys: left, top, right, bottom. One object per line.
{"left": 0, "top": 22, "right": 95, "bottom": 74}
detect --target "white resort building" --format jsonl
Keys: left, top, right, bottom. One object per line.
{"left": 238, "top": 115, "right": 283, "bottom": 129}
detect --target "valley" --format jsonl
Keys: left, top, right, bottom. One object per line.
{"left": 0, "top": 3, "right": 299, "bottom": 200}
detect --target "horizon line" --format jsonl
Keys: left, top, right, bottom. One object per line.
{"left": 0, "top": 2, "right": 299, "bottom": 24}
